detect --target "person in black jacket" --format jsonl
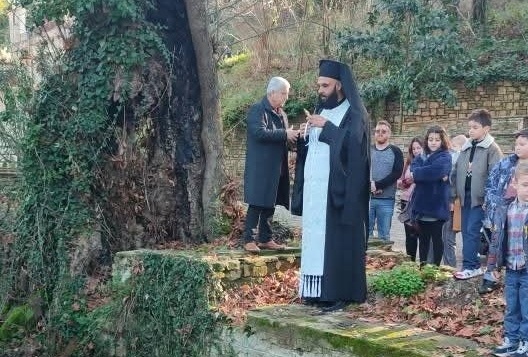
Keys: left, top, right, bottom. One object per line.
{"left": 242, "top": 77, "right": 299, "bottom": 253}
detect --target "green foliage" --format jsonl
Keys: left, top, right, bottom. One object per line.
{"left": 212, "top": 212, "right": 233, "bottom": 237}
{"left": 460, "top": 37, "right": 528, "bottom": 86}
{"left": 219, "top": 52, "right": 249, "bottom": 69}
{"left": 0, "top": 0, "right": 175, "bottom": 354}
{"left": 100, "top": 254, "right": 227, "bottom": 357}
{"left": 488, "top": 1, "right": 528, "bottom": 40}
{"left": 336, "top": 0, "right": 528, "bottom": 113}
{"left": 283, "top": 73, "right": 318, "bottom": 118}
{"left": 0, "top": 305, "right": 34, "bottom": 342}
{"left": 370, "top": 264, "right": 425, "bottom": 297}
{"left": 418, "top": 264, "right": 447, "bottom": 284}
{"left": 222, "top": 89, "right": 260, "bottom": 130}
{"left": 338, "top": 0, "right": 465, "bottom": 112}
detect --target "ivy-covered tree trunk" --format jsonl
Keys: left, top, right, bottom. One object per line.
{"left": 100, "top": 0, "right": 223, "bottom": 250}
{"left": 1, "top": 0, "right": 224, "bottom": 352}
{"left": 10, "top": 0, "right": 223, "bottom": 311}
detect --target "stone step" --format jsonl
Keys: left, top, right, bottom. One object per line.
{"left": 228, "top": 304, "right": 483, "bottom": 357}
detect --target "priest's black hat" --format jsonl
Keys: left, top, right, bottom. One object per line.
{"left": 317, "top": 59, "right": 369, "bottom": 128}
{"left": 318, "top": 59, "right": 341, "bottom": 80}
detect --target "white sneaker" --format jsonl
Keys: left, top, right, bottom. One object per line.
{"left": 453, "top": 267, "right": 484, "bottom": 280}
{"left": 512, "top": 340, "right": 528, "bottom": 356}
{"left": 494, "top": 337, "right": 518, "bottom": 356}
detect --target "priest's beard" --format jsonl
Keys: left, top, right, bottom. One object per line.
{"left": 318, "top": 88, "right": 341, "bottom": 109}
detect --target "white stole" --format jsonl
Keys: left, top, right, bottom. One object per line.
{"left": 299, "top": 100, "right": 349, "bottom": 297}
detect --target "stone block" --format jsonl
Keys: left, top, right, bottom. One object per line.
{"left": 227, "top": 259, "right": 241, "bottom": 270}
{"left": 239, "top": 305, "right": 482, "bottom": 357}
{"left": 226, "top": 269, "right": 242, "bottom": 281}
{"left": 243, "top": 263, "right": 252, "bottom": 277}
{"left": 252, "top": 265, "right": 268, "bottom": 277}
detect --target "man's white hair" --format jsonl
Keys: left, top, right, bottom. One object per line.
{"left": 266, "top": 76, "right": 290, "bottom": 94}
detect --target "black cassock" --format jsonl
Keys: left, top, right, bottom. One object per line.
{"left": 292, "top": 102, "right": 370, "bottom": 303}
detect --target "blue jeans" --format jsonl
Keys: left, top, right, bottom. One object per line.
{"left": 441, "top": 213, "right": 457, "bottom": 268}
{"left": 461, "top": 192, "right": 484, "bottom": 270}
{"left": 504, "top": 269, "right": 528, "bottom": 343}
{"left": 368, "top": 198, "right": 395, "bottom": 240}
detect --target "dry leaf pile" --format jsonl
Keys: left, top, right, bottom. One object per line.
{"left": 218, "top": 269, "right": 300, "bottom": 324}
{"left": 218, "top": 255, "right": 505, "bottom": 349}
{"left": 347, "top": 283, "right": 505, "bottom": 345}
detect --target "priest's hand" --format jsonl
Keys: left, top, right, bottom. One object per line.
{"left": 307, "top": 114, "right": 327, "bottom": 128}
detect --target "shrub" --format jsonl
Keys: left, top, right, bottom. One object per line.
{"left": 0, "top": 305, "right": 34, "bottom": 342}
{"left": 219, "top": 52, "right": 249, "bottom": 69}
{"left": 370, "top": 264, "right": 425, "bottom": 298}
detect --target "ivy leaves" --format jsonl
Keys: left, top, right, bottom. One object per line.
{"left": 337, "top": 0, "right": 528, "bottom": 114}
{"left": 338, "top": 0, "right": 465, "bottom": 112}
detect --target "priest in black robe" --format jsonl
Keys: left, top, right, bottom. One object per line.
{"left": 292, "top": 59, "right": 370, "bottom": 311}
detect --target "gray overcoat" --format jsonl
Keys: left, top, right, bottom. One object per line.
{"left": 243, "top": 96, "right": 290, "bottom": 209}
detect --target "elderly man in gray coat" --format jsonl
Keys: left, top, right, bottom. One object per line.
{"left": 243, "top": 77, "right": 299, "bottom": 253}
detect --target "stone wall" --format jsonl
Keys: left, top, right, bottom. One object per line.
{"left": 224, "top": 130, "right": 246, "bottom": 180}
{"left": 384, "top": 81, "right": 528, "bottom": 136}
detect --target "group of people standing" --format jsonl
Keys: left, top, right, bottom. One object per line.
{"left": 391, "top": 110, "right": 503, "bottom": 275}
{"left": 240, "top": 58, "right": 528, "bottom": 356}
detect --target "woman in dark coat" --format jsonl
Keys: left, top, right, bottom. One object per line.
{"left": 242, "top": 77, "right": 299, "bottom": 252}
{"left": 411, "top": 125, "right": 452, "bottom": 266}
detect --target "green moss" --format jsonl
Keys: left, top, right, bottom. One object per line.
{"left": 105, "top": 253, "right": 228, "bottom": 356}
{"left": 0, "top": 305, "right": 34, "bottom": 341}
{"left": 247, "top": 307, "right": 481, "bottom": 356}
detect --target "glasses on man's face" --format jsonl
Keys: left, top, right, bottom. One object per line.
{"left": 375, "top": 129, "right": 388, "bottom": 134}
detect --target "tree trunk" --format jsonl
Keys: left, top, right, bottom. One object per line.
{"left": 184, "top": 0, "right": 225, "bottom": 241}
{"left": 100, "top": 0, "right": 223, "bottom": 251}
{"left": 472, "top": 0, "right": 487, "bottom": 28}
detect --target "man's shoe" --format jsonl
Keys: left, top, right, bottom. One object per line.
{"left": 258, "top": 240, "right": 286, "bottom": 250}
{"left": 320, "top": 300, "right": 348, "bottom": 313}
{"left": 479, "top": 278, "right": 500, "bottom": 295}
{"left": 244, "top": 242, "right": 260, "bottom": 253}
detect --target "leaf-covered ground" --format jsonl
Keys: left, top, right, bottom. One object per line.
{"left": 219, "top": 255, "right": 504, "bottom": 349}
